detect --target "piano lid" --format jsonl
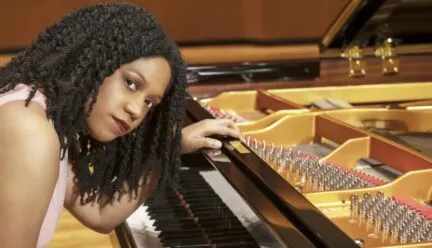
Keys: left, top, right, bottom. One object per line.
{"left": 321, "top": 0, "right": 432, "bottom": 53}
{"left": 180, "top": 0, "right": 432, "bottom": 80}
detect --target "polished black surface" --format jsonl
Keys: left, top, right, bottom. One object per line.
{"left": 145, "top": 168, "right": 261, "bottom": 248}
{"left": 323, "top": 0, "right": 432, "bottom": 51}
{"left": 186, "top": 60, "right": 320, "bottom": 85}
{"left": 115, "top": 222, "right": 137, "bottom": 248}
{"left": 115, "top": 149, "right": 315, "bottom": 248}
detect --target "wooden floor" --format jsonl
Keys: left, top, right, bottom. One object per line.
{"left": 47, "top": 209, "right": 119, "bottom": 248}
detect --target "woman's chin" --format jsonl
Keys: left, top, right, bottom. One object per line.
{"left": 89, "top": 130, "right": 117, "bottom": 143}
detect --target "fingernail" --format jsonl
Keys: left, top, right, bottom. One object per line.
{"left": 211, "top": 140, "right": 222, "bottom": 148}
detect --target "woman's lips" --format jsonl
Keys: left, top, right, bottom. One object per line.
{"left": 113, "top": 117, "right": 130, "bottom": 134}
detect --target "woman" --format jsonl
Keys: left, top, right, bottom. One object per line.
{"left": 0, "top": 3, "right": 240, "bottom": 247}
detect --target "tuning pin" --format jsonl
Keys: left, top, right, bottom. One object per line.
{"left": 277, "top": 145, "right": 284, "bottom": 165}
{"left": 376, "top": 191, "right": 384, "bottom": 202}
{"left": 382, "top": 222, "right": 390, "bottom": 241}
{"left": 269, "top": 143, "right": 275, "bottom": 162}
{"left": 420, "top": 230, "right": 429, "bottom": 242}
{"left": 261, "top": 140, "right": 267, "bottom": 159}
{"left": 310, "top": 176, "right": 318, "bottom": 189}
{"left": 318, "top": 181, "right": 324, "bottom": 191}
{"left": 374, "top": 216, "right": 382, "bottom": 234}
{"left": 254, "top": 138, "right": 258, "bottom": 152}
{"left": 285, "top": 149, "right": 294, "bottom": 169}
{"left": 262, "top": 140, "right": 267, "bottom": 158}
{"left": 389, "top": 225, "right": 400, "bottom": 243}
{"left": 246, "top": 136, "right": 251, "bottom": 146}
{"left": 400, "top": 231, "right": 408, "bottom": 244}
{"left": 426, "top": 222, "right": 432, "bottom": 240}
{"left": 412, "top": 231, "right": 421, "bottom": 243}
{"left": 366, "top": 211, "right": 375, "bottom": 231}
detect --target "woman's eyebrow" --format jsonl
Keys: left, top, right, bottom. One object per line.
{"left": 128, "top": 69, "right": 147, "bottom": 84}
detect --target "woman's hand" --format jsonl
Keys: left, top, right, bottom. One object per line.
{"left": 181, "top": 119, "right": 241, "bottom": 154}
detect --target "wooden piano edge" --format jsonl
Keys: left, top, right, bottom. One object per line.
{"left": 113, "top": 223, "right": 137, "bottom": 248}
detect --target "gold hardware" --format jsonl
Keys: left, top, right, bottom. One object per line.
{"left": 230, "top": 140, "right": 250, "bottom": 154}
{"left": 342, "top": 46, "right": 366, "bottom": 77}
{"left": 375, "top": 38, "right": 399, "bottom": 75}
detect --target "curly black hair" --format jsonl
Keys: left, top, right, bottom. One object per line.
{"left": 0, "top": 3, "right": 186, "bottom": 203}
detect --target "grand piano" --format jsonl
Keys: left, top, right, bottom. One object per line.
{"left": 114, "top": 0, "right": 432, "bottom": 247}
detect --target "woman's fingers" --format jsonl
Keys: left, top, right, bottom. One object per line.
{"left": 181, "top": 119, "right": 243, "bottom": 153}
{"left": 201, "top": 137, "right": 223, "bottom": 149}
{"left": 202, "top": 119, "right": 241, "bottom": 138}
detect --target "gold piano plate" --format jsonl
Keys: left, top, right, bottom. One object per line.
{"left": 267, "top": 82, "right": 432, "bottom": 110}
{"left": 324, "top": 109, "right": 432, "bottom": 133}
{"left": 199, "top": 82, "right": 432, "bottom": 133}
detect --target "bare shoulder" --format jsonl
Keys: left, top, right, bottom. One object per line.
{"left": 0, "top": 100, "right": 61, "bottom": 246}
{"left": 0, "top": 100, "right": 60, "bottom": 155}
{"left": 0, "top": 100, "right": 61, "bottom": 179}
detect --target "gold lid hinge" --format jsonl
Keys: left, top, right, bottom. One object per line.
{"left": 342, "top": 45, "right": 366, "bottom": 77}
{"left": 375, "top": 38, "right": 399, "bottom": 75}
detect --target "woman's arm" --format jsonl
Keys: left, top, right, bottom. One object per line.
{"left": 64, "top": 118, "right": 240, "bottom": 233}
{"left": 0, "top": 102, "right": 60, "bottom": 248}
{"left": 63, "top": 164, "right": 157, "bottom": 234}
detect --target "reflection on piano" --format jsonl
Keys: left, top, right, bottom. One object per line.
{"left": 125, "top": 167, "right": 286, "bottom": 248}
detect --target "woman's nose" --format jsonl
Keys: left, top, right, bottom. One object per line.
{"left": 124, "top": 101, "right": 143, "bottom": 121}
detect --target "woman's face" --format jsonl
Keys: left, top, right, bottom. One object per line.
{"left": 86, "top": 57, "right": 171, "bottom": 142}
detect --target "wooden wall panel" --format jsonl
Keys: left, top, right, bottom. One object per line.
{"left": 0, "top": 0, "right": 348, "bottom": 50}
{"left": 260, "top": 0, "right": 348, "bottom": 39}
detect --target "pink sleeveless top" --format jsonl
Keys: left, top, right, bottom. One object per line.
{"left": 0, "top": 84, "right": 68, "bottom": 247}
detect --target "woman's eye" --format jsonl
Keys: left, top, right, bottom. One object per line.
{"left": 144, "top": 99, "right": 153, "bottom": 108}
{"left": 125, "top": 78, "right": 137, "bottom": 91}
